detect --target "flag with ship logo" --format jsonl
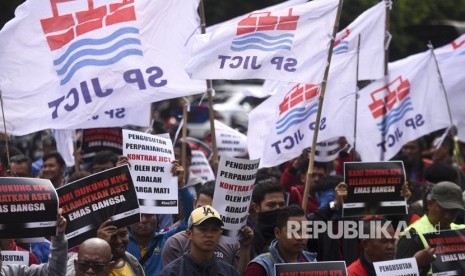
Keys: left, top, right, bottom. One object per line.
{"left": 248, "top": 52, "right": 357, "bottom": 168}
{"left": 0, "top": 0, "right": 205, "bottom": 135}
{"left": 355, "top": 50, "right": 450, "bottom": 161}
{"left": 186, "top": 0, "right": 339, "bottom": 84}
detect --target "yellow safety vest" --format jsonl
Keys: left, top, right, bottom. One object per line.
{"left": 400, "top": 215, "right": 465, "bottom": 275}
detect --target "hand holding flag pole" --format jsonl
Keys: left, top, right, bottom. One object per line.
{"left": 302, "top": 0, "right": 344, "bottom": 211}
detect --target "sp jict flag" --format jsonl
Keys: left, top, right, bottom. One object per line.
{"left": 0, "top": 0, "right": 205, "bottom": 135}
{"left": 356, "top": 51, "right": 450, "bottom": 161}
{"left": 186, "top": 0, "right": 339, "bottom": 83}
{"left": 333, "top": 1, "right": 386, "bottom": 80}
{"left": 433, "top": 34, "right": 465, "bottom": 142}
{"left": 248, "top": 52, "right": 357, "bottom": 168}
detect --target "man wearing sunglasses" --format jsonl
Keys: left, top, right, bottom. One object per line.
{"left": 74, "top": 238, "right": 114, "bottom": 276}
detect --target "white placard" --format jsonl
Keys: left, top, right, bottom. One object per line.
{"left": 122, "top": 129, "right": 177, "bottom": 214}
{"left": 215, "top": 120, "right": 248, "bottom": 158}
{"left": 1, "top": 251, "right": 29, "bottom": 266}
{"left": 212, "top": 156, "right": 260, "bottom": 243}
{"left": 373, "top": 257, "right": 419, "bottom": 276}
{"left": 190, "top": 150, "right": 215, "bottom": 181}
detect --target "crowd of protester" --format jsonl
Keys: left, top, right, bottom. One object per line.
{"left": 0, "top": 122, "right": 464, "bottom": 276}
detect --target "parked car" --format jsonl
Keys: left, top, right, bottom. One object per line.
{"left": 175, "top": 83, "right": 268, "bottom": 139}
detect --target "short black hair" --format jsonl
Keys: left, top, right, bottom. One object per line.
{"left": 10, "top": 154, "right": 32, "bottom": 166}
{"left": 252, "top": 178, "right": 285, "bottom": 205}
{"left": 43, "top": 151, "right": 66, "bottom": 168}
{"left": 424, "top": 162, "right": 457, "bottom": 184}
{"left": 275, "top": 205, "right": 305, "bottom": 230}
{"left": 92, "top": 150, "right": 119, "bottom": 166}
{"left": 174, "top": 140, "right": 192, "bottom": 157}
{"left": 198, "top": 180, "right": 215, "bottom": 199}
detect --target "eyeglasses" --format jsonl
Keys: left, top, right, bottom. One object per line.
{"left": 76, "top": 261, "right": 109, "bottom": 273}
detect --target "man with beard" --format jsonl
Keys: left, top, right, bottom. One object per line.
{"left": 244, "top": 205, "right": 316, "bottom": 276}
{"left": 251, "top": 178, "right": 286, "bottom": 256}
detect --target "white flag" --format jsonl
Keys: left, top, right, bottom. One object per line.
{"left": 248, "top": 52, "right": 357, "bottom": 168}
{"left": 186, "top": 0, "right": 339, "bottom": 83}
{"left": 433, "top": 34, "right": 465, "bottom": 142}
{"left": 356, "top": 51, "right": 450, "bottom": 161}
{"left": 257, "top": 1, "right": 387, "bottom": 99}
{"left": 333, "top": 1, "right": 386, "bottom": 80}
{"left": 0, "top": 0, "right": 205, "bottom": 135}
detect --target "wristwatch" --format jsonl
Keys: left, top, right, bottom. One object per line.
{"left": 329, "top": 201, "right": 338, "bottom": 210}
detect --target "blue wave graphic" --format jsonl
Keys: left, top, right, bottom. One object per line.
{"left": 56, "top": 38, "right": 141, "bottom": 76}
{"left": 276, "top": 103, "right": 318, "bottom": 135}
{"left": 231, "top": 44, "right": 291, "bottom": 52}
{"left": 231, "top": 32, "right": 294, "bottom": 52}
{"left": 234, "top": 32, "right": 294, "bottom": 41}
{"left": 54, "top": 27, "right": 139, "bottom": 65}
{"left": 232, "top": 37, "right": 293, "bottom": 47}
{"left": 333, "top": 41, "right": 348, "bottom": 55}
{"left": 60, "top": 49, "right": 143, "bottom": 85}
{"left": 376, "top": 97, "right": 413, "bottom": 135}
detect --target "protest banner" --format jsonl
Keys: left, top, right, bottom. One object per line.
{"left": 215, "top": 120, "right": 248, "bottom": 158}
{"left": 343, "top": 161, "right": 407, "bottom": 217}
{"left": 122, "top": 129, "right": 177, "bottom": 214}
{"left": 1, "top": 251, "right": 29, "bottom": 266}
{"left": 81, "top": 128, "right": 123, "bottom": 164}
{"left": 212, "top": 156, "right": 260, "bottom": 243}
{"left": 190, "top": 150, "right": 215, "bottom": 181}
{"left": 0, "top": 178, "right": 58, "bottom": 239}
{"left": 275, "top": 261, "right": 347, "bottom": 276}
{"left": 424, "top": 229, "right": 465, "bottom": 275}
{"left": 373, "top": 258, "right": 419, "bottom": 276}
{"left": 57, "top": 165, "right": 140, "bottom": 248}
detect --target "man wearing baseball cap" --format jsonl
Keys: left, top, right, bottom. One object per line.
{"left": 397, "top": 181, "right": 465, "bottom": 275}
{"left": 159, "top": 205, "right": 239, "bottom": 276}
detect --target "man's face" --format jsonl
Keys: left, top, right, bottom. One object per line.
{"left": 275, "top": 216, "right": 308, "bottom": 256}
{"left": 92, "top": 161, "right": 114, "bottom": 174}
{"left": 10, "top": 162, "right": 30, "bottom": 177}
{"left": 402, "top": 141, "right": 421, "bottom": 162}
{"left": 194, "top": 194, "right": 213, "bottom": 208}
{"left": 311, "top": 166, "right": 327, "bottom": 183}
{"left": 174, "top": 147, "right": 191, "bottom": 167}
{"left": 427, "top": 200, "right": 459, "bottom": 229}
{"left": 110, "top": 228, "right": 129, "bottom": 259}
{"left": 255, "top": 192, "right": 286, "bottom": 213}
{"left": 130, "top": 214, "right": 158, "bottom": 237}
{"left": 187, "top": 219, "right": 222, "bottom": 253}
{"left": 41, "top": 157, "right": 64, "bottom": 186}
{"left": 363, "top": 225, "right": 396, "bottom": 262}
{"left": 75, "top": 247, "right": 113, "bottom": 276}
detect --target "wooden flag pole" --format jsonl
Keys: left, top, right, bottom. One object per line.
{"left": 353, "top": 34, "right": 361, "bottom": 154}
{"left": 380, "top": 0, "right": 392, "bottom": 161}
{"left": 182, "top": 104, "right": 188, "bottom": 184}
{"left": 302, "top": 0, "right": 344, "bottom": 210}
{"left": 198, "top": 0, "right": 218, "bottom": 175}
